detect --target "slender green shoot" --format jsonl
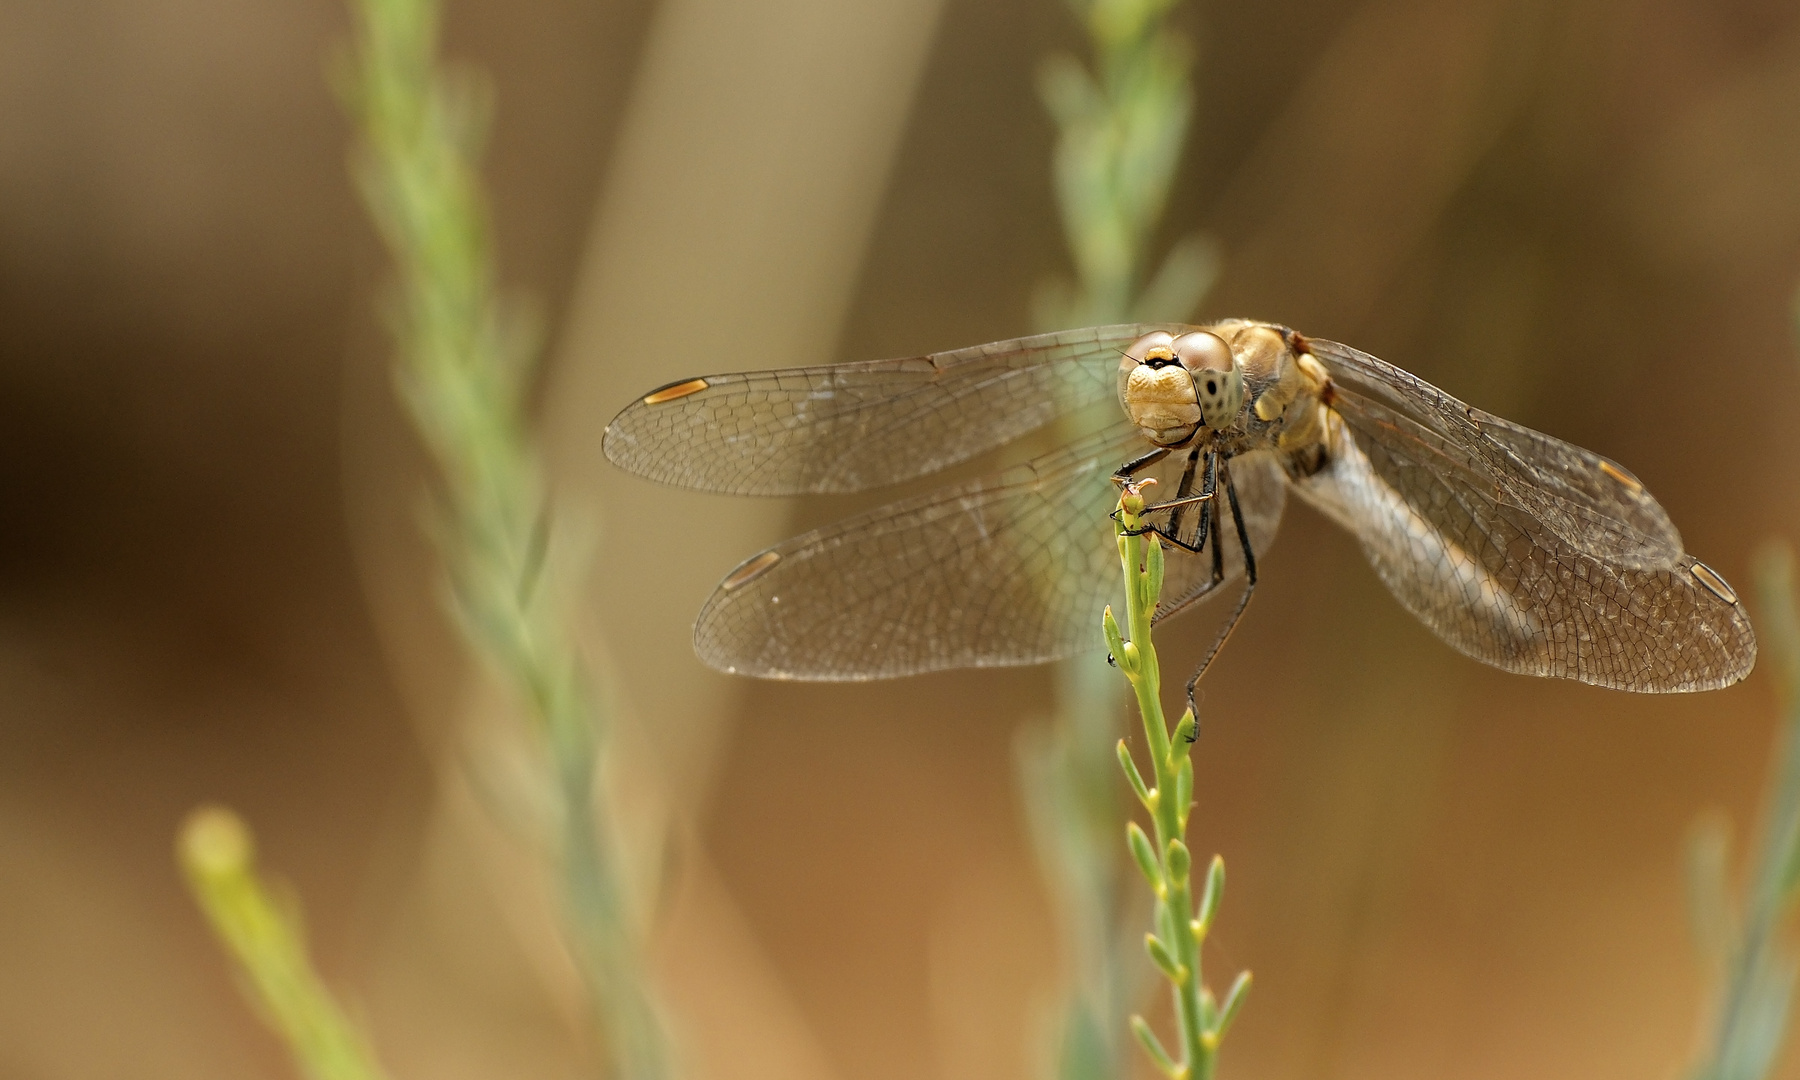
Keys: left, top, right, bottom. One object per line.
{"left": 336, "top": 2, "right": 668, "bottom": 1076}
{"left": 1023, "top": 4, "right": 1219, "bottom": 1079}
{"left": 178, "top": 806, "right": 394, "bottom": 1080}
{"left": 1688, "top": 544, "right": 1800, "bottom": 1080}
{"left": 1105, "top": 484, "right": 1248, "bottom": 1079}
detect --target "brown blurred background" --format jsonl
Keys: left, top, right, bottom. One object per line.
{"left": 4, "top": 0, "right": 1800, "bottom": 1078}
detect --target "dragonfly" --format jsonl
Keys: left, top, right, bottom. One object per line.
{"left": 604, "top": 320, "right": 1756, "bottom": 709}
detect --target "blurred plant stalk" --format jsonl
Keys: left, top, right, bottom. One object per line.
{"left": 338, "top": 1, "right": 668, "bottom": 1077}
{"left": 1033, "top": 0, "right": 1218, "bottom": 333}
{"left": 1022, "top": 2, "right": 1218, "bottom": 1079}
{"left": 1687, "top": 544, "right": 1800, "bottom": 1080}
{"left": 178, "top": 807, "right": 394, "bottom": 1080}
{"left": 1105, "top": 486, "right": 1249, "bottom": 1080}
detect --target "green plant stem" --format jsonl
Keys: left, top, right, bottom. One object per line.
{"left": 1115, "top": 501, "right": 1205, "bottom": 1075}
{"left": 339, "top": 2, "right": 667, "bottom": 1077}
{"left": 1106, "top": 487, "right": 1247, "bottom": 1079}
{"left": 179, "top": 806, "right": 393, "bottom": 1080}
{"left": 1026, "top": 5, "right": 1218, "bottom": 1078}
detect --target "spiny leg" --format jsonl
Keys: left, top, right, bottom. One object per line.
{"left": 1111, "top": 444, "right": 1196, "bottom": 536}
{"left": 1164, "top": 447, "right": 1203, "bottom": 545}
{"left": 1130, "top": 446, "right": 1202, "bottom": 549}
{"left": 1117, "top": 453, "right": 1219, "bottom": 668}
{"left": 1110, "top": 445, "right": 1205, "bottom": 668}
{"left": 1193, "top": 450, "right": 1219, "bottom": 557}
{"left": 1183, "top": 457, "right": 1259, "bottom": 737}
{"left": 1112, "top": 445, "right": 1170, "bottom": 485}
{"left": 1139, "top": 448, "right": 1219, "bottom": 554}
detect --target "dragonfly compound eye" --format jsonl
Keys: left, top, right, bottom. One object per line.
{"left": 1120, "top": 331, "right": 1176, "bottom": 375}
{"left": 1172, "top": 331, "right": 1244, "bottom": 430}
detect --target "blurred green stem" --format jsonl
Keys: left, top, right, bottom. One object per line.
{"left": 1689, "top": 545, "right": 1800, "bottom": 1080}
{"left": 179, "top": 806, "right": 393, "bottom": 1080}
{"left": 1106, "top": 486, "right": 1248, "bottom": 1079}
{"left": 339, "top": 1, "right": 667, "bottom": 1077}
{"left": 1034, "top": 0, "right": 1218, "bottom": 331}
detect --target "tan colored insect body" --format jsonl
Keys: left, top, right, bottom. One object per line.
{"left": 1118, "top": 321, "right": 1333, "bottom": 463}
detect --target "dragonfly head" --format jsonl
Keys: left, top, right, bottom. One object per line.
{"left": 1120, "top": 330, "right": 1245, "bottom": 445}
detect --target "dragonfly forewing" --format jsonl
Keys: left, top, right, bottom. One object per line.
{"left": 603, "top": 325, "right": 1168, "bottom": 495}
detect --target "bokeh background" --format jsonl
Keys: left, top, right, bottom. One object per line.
{"left": 4, "top": 0, "right": 1800, "bottom": 1078}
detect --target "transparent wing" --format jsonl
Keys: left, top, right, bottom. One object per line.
{"left": 1306, "top": 337, "right": 1685, "bottom": 568}
{"left": 1292, "top": 397, "right": 1755, "bottom": 692}
{"left": 694, "top": 426, "right": 1287, "bottom": 679}
{"left": 604, "top": 324, "right": 1174, "bottom": 495}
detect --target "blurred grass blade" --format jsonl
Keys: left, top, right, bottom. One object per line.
{"left": 1689, "top": 543, "right": 1800, "bottom": 1080}
{"left": 1686, "top": 813, "right": 1737, "bottom": 967}
{"left": 336, "top": 0, "right": 671, "bottom": 1076}
{"left": 179, "top": 806, "right": 393, "bottom": 1080}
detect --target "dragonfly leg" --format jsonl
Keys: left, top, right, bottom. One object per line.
{"left": 1195, "top": 450, "right": 1219, "bottom": 557}
{"left": 1111, "top": 445, "right": 1171, "bottom": 485}
{"left": 1182, "top": 458, "right": 1258, "bottom": 738}
{"left": 1140, "top": 448, "right": 1218, "bottom": 554}
{"left": 1112, "top": 444, "right": 1196, "bottom": 535}
{"left": 1158, "top": 446, "right": 1204, "bottom": 544}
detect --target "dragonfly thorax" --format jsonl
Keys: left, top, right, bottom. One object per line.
{"left": 1119, "top": 330, "right": 1245, "bottom": 446}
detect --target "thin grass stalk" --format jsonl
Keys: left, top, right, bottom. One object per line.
{"left": 1105, "top": 485, "right": 1248, "bottom": 1080}
{"left": 178, "top": 807, "right": 395, "bottom": 1080}
{"left": 337, "top": 2, "right": 668, "bottom": 1077}
{"left": 1688, "top": 545, "right": 1800, "bottom": 1080}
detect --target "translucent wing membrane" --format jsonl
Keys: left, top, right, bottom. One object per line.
{"left": 604, "top": 324, "right": 1168, "bottom": 495}
{"left": 1293, "top": 395, "right": 1754, "bottom": 692}
{"left": 1306, "top": 337, "right": 1685, "bottom": 568}
{"left": 694, "top": 425, "right": 1286, "bottom": 679}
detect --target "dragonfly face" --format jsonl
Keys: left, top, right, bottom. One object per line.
{"left": 604, "top": 321, "right": 1756, "bottom": 694}
{"left": 1118, "top": 329, "right": 1246, "bottom": 444}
